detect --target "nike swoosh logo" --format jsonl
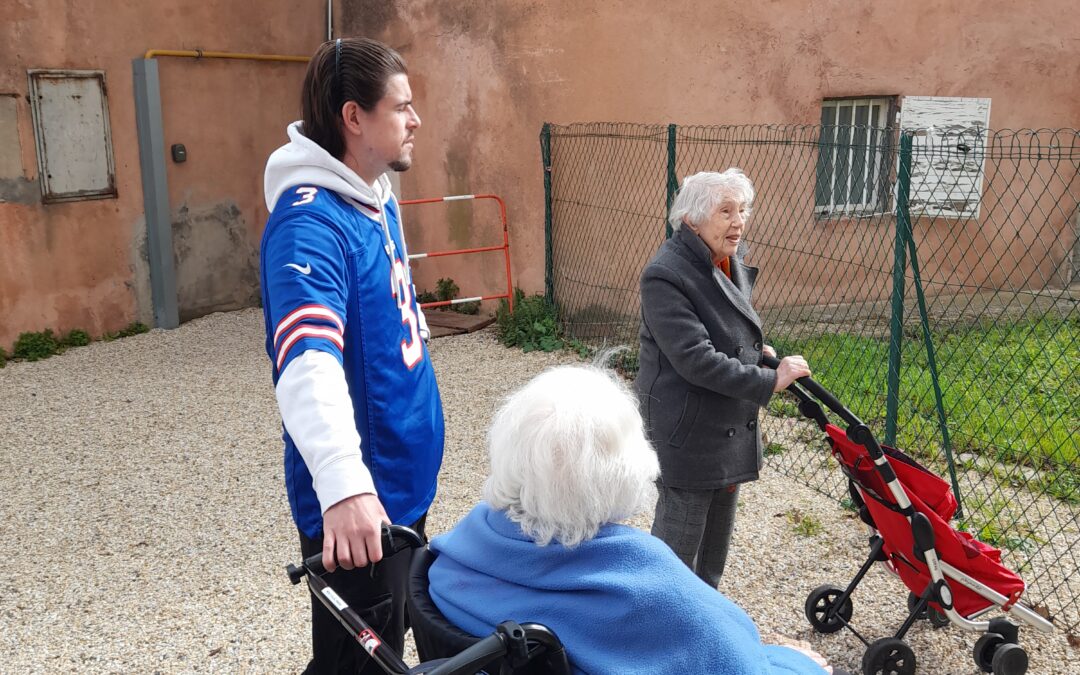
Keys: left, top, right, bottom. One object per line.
{"left": 284, "top": 262, "right": 311, "bottom": 275}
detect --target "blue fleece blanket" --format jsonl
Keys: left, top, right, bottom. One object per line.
{"left": 429, "top": 503, "right": 825, "bottom": 675}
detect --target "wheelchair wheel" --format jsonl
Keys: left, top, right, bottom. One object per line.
{"left": 862, "top": 637, "right": 916, "bottom": 675}
{"left": 804, "top": 584, "right": 852, "bottom": 634}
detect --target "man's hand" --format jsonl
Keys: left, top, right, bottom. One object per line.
{"left": 321, "top": 493, "right": 389, "bottom": 572}
{"left": 762, "top": 344, "right": 777, "bottom": 359}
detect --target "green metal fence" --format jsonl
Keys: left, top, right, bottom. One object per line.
{"left": 541, "top": 122, "right": 1080, "bottom": 637}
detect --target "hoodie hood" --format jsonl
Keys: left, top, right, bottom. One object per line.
{"left": 264, "top": 121, "right": 393, "bottom": 213}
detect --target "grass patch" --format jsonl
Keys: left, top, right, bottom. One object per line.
{"left": 770, "top": 316, "right": 1078, "bottom": 480}
{"left": 955, "top": 496, "right": 1044, "bottom": 552}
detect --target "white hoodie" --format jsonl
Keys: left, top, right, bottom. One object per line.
{"left": 262, "top": 122, "right": 429, "bottom": 514}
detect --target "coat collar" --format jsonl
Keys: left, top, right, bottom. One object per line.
{"left": 671, "top": 226, "right": 761, "bottom": 327}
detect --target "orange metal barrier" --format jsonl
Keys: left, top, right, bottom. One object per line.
{"left": 399, "top": 194, "right": 514, "bottom": 313}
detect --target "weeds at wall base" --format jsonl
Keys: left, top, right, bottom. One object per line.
{"left": 1, "top": 322, "right": 149, "bottom": 368}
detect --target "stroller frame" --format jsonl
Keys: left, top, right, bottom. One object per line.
{"left": 763, "top": 356, "right": 1053, "bottom": 675}
{"left": 286, "top": 525, "right": 569, "bottom": 675}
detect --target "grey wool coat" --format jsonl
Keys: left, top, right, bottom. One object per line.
{"left": 635, "top": 225, "right": 778, "bottom": 489}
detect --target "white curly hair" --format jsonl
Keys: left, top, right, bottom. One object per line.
{"left": 482, "top": 364, "right": 659, "bottom": 547}
{"left": 668, "top": 168, "right": 755, "bottom": 231}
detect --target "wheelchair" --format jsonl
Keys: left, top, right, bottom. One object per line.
{"left": 287, "top": 525, "right": 570, "bottom": 675}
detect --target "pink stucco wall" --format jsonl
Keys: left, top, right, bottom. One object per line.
{"left": 0, "top": 0, "right": 322, "bottom": 348}
{"left": 2, "top": 1, "right": 1077, "bottom": 349}
{"left": 365, "top": 0, "right": 1079, "bottom": 310}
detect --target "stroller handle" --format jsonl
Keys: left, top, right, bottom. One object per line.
{"left": 762, "top": 354, "right": 891, "bottom": 464}
{"left": 762, "top": 354, "right": 862, "bottom": 429}
{"left": 287, "top": 524, "right": 426, "bottom": 583}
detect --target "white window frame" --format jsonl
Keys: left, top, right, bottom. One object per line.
{"left": 815, "top": 97, "right": 894, "bottom": 217}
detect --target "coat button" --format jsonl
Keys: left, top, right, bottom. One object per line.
{"left": 753, "top": 341, "right": 762, "bottom": 351}
{"left": 726, "top": 428, "right": 736, "bottom": 437}
{"left": 735, "top": 346, "right": 744, "bottom": 356}
{"left": 747, "top": 420, "right": 757, "bottom": 430}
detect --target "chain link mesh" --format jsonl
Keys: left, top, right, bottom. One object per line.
{"left": 543, "top": 122, "right": 1080, "bottom": 637}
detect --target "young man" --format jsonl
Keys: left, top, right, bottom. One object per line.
{"left": 260, "top": 37, "right": 443, "bottom": 674}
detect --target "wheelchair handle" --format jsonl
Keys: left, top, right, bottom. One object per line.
{"left": 425, "top": 622, "right": 570, "bottom": 675}
{"left": 286, "top": 524, "right": 426, "bottom": 584}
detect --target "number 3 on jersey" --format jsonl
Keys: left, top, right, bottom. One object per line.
{"left": 392, "top": 259, "right": 423, "bottom": 368}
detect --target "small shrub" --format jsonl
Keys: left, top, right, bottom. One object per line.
{"left": 13, "top": 330, "right": 59, "bottom": 361}
{"left": 61, "top": 329, "right": 91, "bottom": 348}
{"left": 416, "top": 289, "right": 439, "bottom": 305}
{"left": 566, "top": 339, "right": 594, "bottom": 359}
{"left": 434, "top": 277, "right": 480, "bottom": 315}
{"left": 785, "top": 509, "right": 823, "bottom": 537}
{"left": 496, "top": 289, "right": 563, "bottom": 353}
{"left": 0, "top": 346, "right": 7, "bottom": 368}
{"left": 105, "top": 322, "right": 150, "bottom": 341}
{"left": 453, "top": 300, "right": 481, "bottom": 315}
{"left": 435, "top": 277, "right": 460, "bottom": 302}
{"left": 764, "top": 442, "right": 786, "bottom": 457}
{"left": 119, "top": 322, "right": 149, "bottom": 337}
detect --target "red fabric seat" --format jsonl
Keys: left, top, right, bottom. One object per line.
{"left": 825, "top": 424, "right": 1024, "bottom": 617}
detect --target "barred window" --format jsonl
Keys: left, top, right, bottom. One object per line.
{"left": 815, "top": 97, "right": 894, "bottom": 216}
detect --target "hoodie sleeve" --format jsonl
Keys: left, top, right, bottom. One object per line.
{"left": 276, "top": 350, "right": 376, "bottom": 512}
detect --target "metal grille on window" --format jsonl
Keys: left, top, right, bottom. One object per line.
{"left": 815, "top": 98, "right": 892, "bottom": 215}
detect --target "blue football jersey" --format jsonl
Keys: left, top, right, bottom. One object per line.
{"left": 260, "top": 184, "right": 444, "bottom": 538}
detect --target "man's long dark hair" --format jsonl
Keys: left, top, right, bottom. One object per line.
{"left": 301, "top": 37, "right": 407, "bottom": 160}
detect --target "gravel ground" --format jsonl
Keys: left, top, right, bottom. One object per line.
{"left": 1, "top": 308, "right": 1076, "bottom": 673}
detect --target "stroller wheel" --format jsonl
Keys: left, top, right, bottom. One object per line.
{"left": 974, "top": 633, "right": 1004, "bottom": 673}
{"left": 805, "top": 584, "right": 853, "bottom": 634}
{"left": 991, "top": 643, "right": 1028, "bottom": 675}
{"left": 862, "top": 637, "right": 916, "bottom": 675}
{"left": 927, "top": 606, "right": 950, "bottom": 629}
{"left": 905, "top": 592, "right": 927, "bottom": 620}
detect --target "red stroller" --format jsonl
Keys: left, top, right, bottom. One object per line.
{"left": 763, "top": 356, "right": 1054, "bottom": 675}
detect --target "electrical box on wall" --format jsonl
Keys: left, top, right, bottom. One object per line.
{"left": 27, "top": 69, "right": 117, "bottom": 203}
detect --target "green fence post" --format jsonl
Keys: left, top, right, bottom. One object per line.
{"left": 541, "top": 123, "right": 554, "bottom": 304}
{"left": 907, "top": 229, "right": 965, "bottom": 517}
{"left": 885, "top": 132, "right": 913, "bottom": 445}
{"left": 665, "top": 123, "right": 678, "bottom": 239}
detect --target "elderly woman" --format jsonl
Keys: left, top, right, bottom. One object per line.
{"left": 637, "top": 169, "right": 811, "bottom": 588}
{"left": 427, "top": 365, "right": 834, "bottom": 674}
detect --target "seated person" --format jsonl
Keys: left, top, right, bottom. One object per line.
{"left": 428, "top": 364, "right": 836, "bottom": 674}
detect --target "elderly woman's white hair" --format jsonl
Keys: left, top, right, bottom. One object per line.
{"left": 668, "top": 168, "right": 755, "bottom": 231}
{"left": 482, "top": 364, "right": 659, "bottom": 547}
